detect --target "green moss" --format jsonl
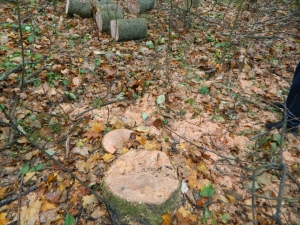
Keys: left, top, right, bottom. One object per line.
{"left": 102, "top": 182, "right": 181, "bottom": 225}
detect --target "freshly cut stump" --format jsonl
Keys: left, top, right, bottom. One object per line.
{"left": 102, "top": 149, "right": 181, "bottom": 225}
{"left": 95, "top": 10, "right": 124, "bottom": 32}
{"left": 128, "top": 0, "right": 155, "bottom": 14}
{"left": 110, "top": 18, "right": 147, "bottom": 41}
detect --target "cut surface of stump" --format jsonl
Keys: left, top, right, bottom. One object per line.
{"left": 128, "top": 0, "right": 155, "bottom": 14}
{"left": 102, "top": 149, "right": 181, "bottom": 225}
{"left": 110, "top": 18, "right": 147, "bottom": 41}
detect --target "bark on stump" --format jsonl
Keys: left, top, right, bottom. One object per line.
{"left": 95, "top": 10, "right": 124, "bottom": 32}
{"left": 102, "top": 149, "right": 181, "bottom": 225}
{"left": 128, "top": 0, "right": 155, "bottom": 14}
{"left": 110, "top": 18, "right": 147, "bottom": 41}
{"left": 66, "top": 0, "right": 115, "bottom": 18}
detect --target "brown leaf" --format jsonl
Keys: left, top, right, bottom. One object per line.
{"left": 161, "top": 213, "right": 171, "bottom": 225}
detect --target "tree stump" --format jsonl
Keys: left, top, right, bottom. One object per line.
{"left": 128, "top": 0, "right": 155, "bottom": 14}
{"left": 66, "top": 0, "right": 115, "bottom": 18}
{"left": 102, "top": 149, "right": 181, "bottom": 225}
{"left": 110, "top": 18, "right": 147, "bottom": 41}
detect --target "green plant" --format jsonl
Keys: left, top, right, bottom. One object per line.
{"left": 220, "top": 213, "right": 230, "bottom": 223}
{"left": 65, "top": 91, "right": 76, "bottom": 100}
{"left": 199, "top": 86, "right": 209, "bottom": 94}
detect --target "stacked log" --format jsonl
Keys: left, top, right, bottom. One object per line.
{"left": 95, "top": 10, "right": 124, "bottom": 32}
{"left": 128, "top": 0, "right": 155, "bottom": 14}
{"left": 66, "top": 0, "right": 115, "bottom": 18}
{"left": 110, "top": 18, "right": 147, "bottom": 41}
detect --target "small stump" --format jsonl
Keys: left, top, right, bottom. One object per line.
{"left": 102, "top": 149, "right": 181, "bottom": 225}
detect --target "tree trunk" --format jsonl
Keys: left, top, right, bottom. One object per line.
{"left": 110, "top": 18, "right": 147, "bottom": 41}
{"left": 95, "top": 10, "right": 124, "bottom": 32}
{"left": 102, "top": 149, "right": 181, "bottom": 225}
{"left": 128, "top": 0, "right": 155, "bottom": 14}
{"left": 66, "top": 0, "right": 115, "bottom": 18}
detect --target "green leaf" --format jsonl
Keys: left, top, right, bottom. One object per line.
{"left": 200, "top": 183, "right": 215, "bottom": 197}
{"left": 220, "top": 213, "right": 230, "bottom": 223}
{"left": 64, "top": 212, "right": 75, "bottom": 225}
{"left": 156, "top": 95, "right": 165, "bottom": 105}
{"left": 27, "top": 35, "right": 35, "bottom": 43}
{"left": 76, "top": 141, "right": 84, "bottom": 147}
{"left": 30, "top": 163, "right": 44, "bottom": 172}
{"left": 21, "top": 164, "right": 30, "bottom": 175}
{"left": 214, "top": 114, "right": 225, "bottom": 123}
{"left": 45, "top": 149, "right": 56, "bottom": 156}
{"left": 185, "top": 98, "right": 195, "bottom": 106}
{"left": 69, "top": 93, "right": 77, "bottom": 100}
{"left": 199, "top": 86, "right": 209, "bottom": 94}
{"left": 141, "top": 112, "right": 148, "bottom": 120}
{"left": 146, "top": 41, "right": 154, "bottom": 49}
{"left": 63, "top": 79, "right": 70, "bottom": 86}
{"left": 273, "top": 133, "right": 281, "bottom": 145}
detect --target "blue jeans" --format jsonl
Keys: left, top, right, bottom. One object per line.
{"left": 286, "top": 61, "right": 300, "bottom": 126}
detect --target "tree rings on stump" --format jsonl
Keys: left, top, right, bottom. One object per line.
{"left": 110, "top": 18, "right": 147, "bottom": 41}
{"left": 102, "top": 149, "right": 181, "bottom": 225}
{"left": 128, "top": 0, "right": 155, "bottom": 14}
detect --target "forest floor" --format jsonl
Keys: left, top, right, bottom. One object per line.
{"left": 0, "top": 0, "right": 300, "bottom": 224}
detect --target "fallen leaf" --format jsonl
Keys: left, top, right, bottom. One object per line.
{"left": 102, "top": 129, "right": 133, "bottom": 153}
{"left": 102, "top": 153, "right": 115, "bottom": 163}
{"left": 161, "top": 213, "right": 171, "bottom": 225}
{"left": 82, "top": 194, "right": 98, "bottom": 209}
{"left": 0, "top": 212, "right": 9, "bottom": 225}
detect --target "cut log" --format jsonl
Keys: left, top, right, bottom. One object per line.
{"left": 110, "top": 18, "right": 147, "bottom": 41}
{"left": 95, "top": 9, "right": 124, "bottom": 32}
{"left": 66, "top": 0, "right": 115, "bottom": 18}
{"left": 128, "top": 0, "right": 155, "bottom": 14}
{"left": 102, "top": 149, "right": 181, "bottom": 225}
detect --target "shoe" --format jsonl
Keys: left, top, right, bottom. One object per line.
{"left": 265, "top": 120, "right": 299, "bottom": 135}
{"left": 272, "top": 102, "right": 284, "bottom": 109}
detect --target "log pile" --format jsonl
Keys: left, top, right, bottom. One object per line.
{"left": 66, "top": 0, "right": 151, "bottom": 41}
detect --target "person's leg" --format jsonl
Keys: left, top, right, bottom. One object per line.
{"left": 266, "top": 61, "right": 300, "bottom": 132}
{"left": 286, "top": 61, "right": 300, "bottom": 126}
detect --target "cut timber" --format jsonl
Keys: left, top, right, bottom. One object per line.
{"left": 95, "top": 10, "right": 124, "bottom": 32}
{"left": 94, "top": 3, "right": 123, "bottom": 14}
{"left": 128, "top": 0, "right": 155, "bottom": 14}
{"left": 102, "top": 149, "right": 181, "bottom": 225}
{"left": 110, "top": 18, "right": 147, "bottom": 41}
{"left": 66, "top": 0, "right": 115, "bottom": 18}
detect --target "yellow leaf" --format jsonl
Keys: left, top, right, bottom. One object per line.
{"left": 20, "top": 200, "right": 42, "bottom": 225}
{"left": 82, "top": 194, "right": 98, "bottom": 209}
{"left": 102, "top": 153, "right": 115, "bottom": 163}
{"left": 0, "top": 187, "right": 8, "bottom": 199}
{"left": 180, "top": 142, "right": 185, "bottom": 149}
{"left": 161, "top": 213, "right": 171, "bottom": 225}
{"left": 177, "top": 206, "right": 189, "bottom": 217}
{"left": 197, "top": 161, "right": 206, "bottom": 173}
{"left": 136, "top": 135, "right": 147, "bottom": 145}
{"left": 0, "top": 212, "right": 9, "bottom": 225}
{"left": 41, "top": 199, "right": 56, "bottom": 211}
{"left": 188, "top": 170, "right": 197, "bottom": 189}
{"left": 188, "top": 213, "right": 198, "bottom": 222}
{"left": 24, "top": 171, "right": 37, "bottom": 183}
{"left": 78, "top": 58, "right": 84, "bottom": 62}
{"left": 90, "top": 122, "right": 105, "bottom": 132}
{"left": 226, "top": 194, "right": 236, "bottom": 203}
